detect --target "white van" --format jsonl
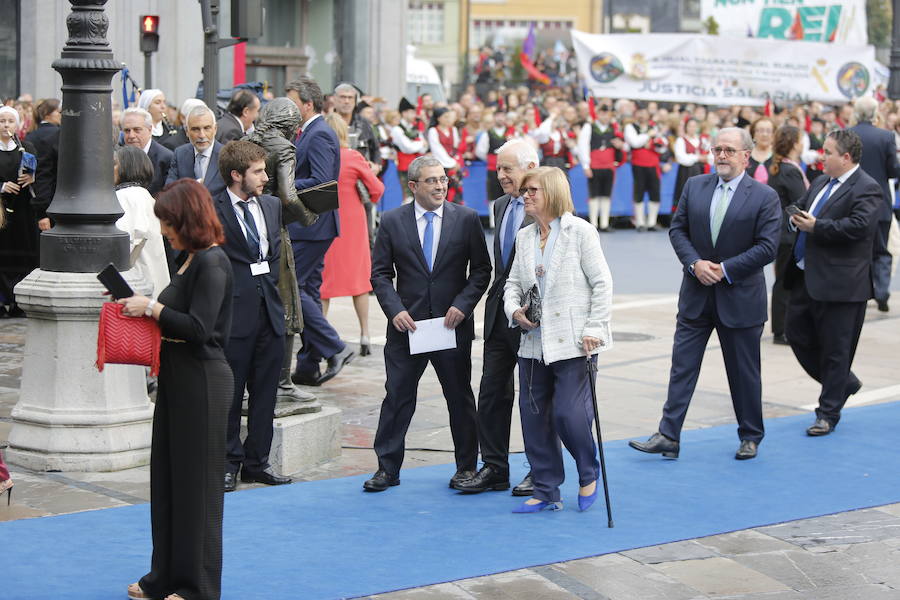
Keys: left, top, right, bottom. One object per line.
{"left": 406, "top": 46, "right": 446, "bottom": 104}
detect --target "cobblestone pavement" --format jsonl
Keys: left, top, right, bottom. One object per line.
{"left": 2, "top": 230, "right": 899, "bottom": 599}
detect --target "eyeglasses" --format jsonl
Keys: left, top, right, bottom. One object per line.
{"left": 519, "top": 186, "right": 542, "bottom": 196}
{"left": 710, "top": 146, "right": 742, "bottom": 157}
{"left": 413, "top": 176, "right": 449, "bottom": 185}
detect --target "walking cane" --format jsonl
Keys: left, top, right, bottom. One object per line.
{"left": 586, "top": 355, "right": 614, "bottom": 527}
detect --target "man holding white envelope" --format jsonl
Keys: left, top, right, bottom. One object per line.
{"left": 365, "top": 156, "right": 491, "bottom": 492}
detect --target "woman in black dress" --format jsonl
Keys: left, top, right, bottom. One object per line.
{"left": 120, "top": 179, "right": 234, "bottom": 600}
{"left": 0, "top": 105, "right": 37, "bottom": 317}
{"left": 766, "top": 125, "right": 808, "bottom": 345}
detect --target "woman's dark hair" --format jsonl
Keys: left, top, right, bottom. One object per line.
{"left": 154, "top": 179, "right": 225, "bottom": 250}
{"left": 34, "top": 98, "right": 61, "bottom": 123}
{"left": 114, "top": 145, "right": 154, "bottom": 188}
{"left": 769, "top": 125, "right": 801, "bottom": 176}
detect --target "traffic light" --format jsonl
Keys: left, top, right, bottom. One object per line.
{"left": 140, "top": 15, "right": 160, "bottom": 53}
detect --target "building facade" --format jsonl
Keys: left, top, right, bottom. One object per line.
{"left": 8, "top": 0, "right": 406, "bottom": 109}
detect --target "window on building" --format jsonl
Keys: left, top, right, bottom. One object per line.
{"left": 0, "top": 0, "right": 19, "bottom": 97}
{"left": 408, "top": 1, "right": 445, "bottom": 45}
{"left": 681, "top": 0, "right": 701, "bottom": 20}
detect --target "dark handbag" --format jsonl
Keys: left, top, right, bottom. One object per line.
{"left": 523, "top": 284, "right": 541, "bottom": 326}
{"left": 96, "top": 302, "right": 162, "bottom": 376}
{"left": 297, "top": 180, "right": 339, "bottom": 214}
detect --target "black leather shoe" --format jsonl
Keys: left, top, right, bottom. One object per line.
{"left": 876, "top": 298, "right": 889, "bottom": 312}
{"left": 735, "top": 440, "right": 758, "bottom": 460}
{"left": 240, "top": 467, "right": 291, "bottom": 485}
{"left": 806, "top": 418, "right": 834, "bottom": 436}
{"left": 846, "top": 377, "right": 862, "bottom": 397}
{"left": 363, "top": 470, "right": 399, "bottom": 492}
{"left": 452, "top": 465, "right": 510, "bottom": 493}
{"left": 224, "top": 472, "right": 237, "bottom": 492}
{"left": 317, "top": 346, "right": 356, "bottom": 385}
{"left": 512, "top": 472, "right": 534, "bottom": 496}
{"left": 629, "top": 432, "right": 680, "bottom": 458}
{"left": 773, "top": 334, "right": 789, "bottom": 345}
{"left": 448, "top": 469, "right": 476, "bottom": 488}
{"left": 291, "top": 367, "right": 322, "bottom": 387}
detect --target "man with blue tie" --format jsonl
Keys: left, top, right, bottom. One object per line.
{"left": 364, "top": 156, "right": 491, "bottom": 492}
{"left": 453, "top": 140, "right": 537, "bottom": 495}
{"left": 284, "top": 77, "right": 355, "bottom": 387}
{"left": 783, "top": 129, "right": 881, "bottom": 436}
{"left": 214, "top": 141, "right": 291, "bottom": 491}
{"left": 629, "top": 127, "right": 780, "bottom": 461}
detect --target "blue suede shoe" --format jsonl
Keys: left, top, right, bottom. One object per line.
{"left": 512, "top": 499, "right": 563, "bottom": 513}
{"left": 578, "top": 488, "right": 598, "bottom": 512}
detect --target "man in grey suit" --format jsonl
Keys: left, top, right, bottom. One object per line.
{"left": 629, "top": 127, "right": 781, "bottom": 460}
{"left": 165, "top": 105, "right": 227, "bottom": 198}
{"left": 216, "top": 88, "right": 261, "bottom": 144}
{"left": 453, "top": 140, "right": 536, "bottom": 495}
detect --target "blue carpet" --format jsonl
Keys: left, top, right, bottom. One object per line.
{"left": 6, "top": 402, "right": 900, "bottom": 600}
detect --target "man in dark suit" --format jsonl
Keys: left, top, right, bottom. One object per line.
{"left": 849, "top": 97, "right": 900, "bottom": 312}
{"left": 784, "top": 129, "right": 881, "bottom": 436}
{"left": 121, "top": 108, "right": 172, "bottom": 196}
{"left": 452, "top": 140, "right": 536, "bottom": 496}
{"left": 285, "top": 77, "right": 355, "bottom": 387}
{"left": 216, "top": 88, "right": 260, "bottom": 144}
{"left": 24, "top": 98, "right": 61, "bottom": 232}
{"left": 364, "top": 156, "right": 491, "bottom": 492}
{"left": 629, "top": 127, "right": 781, "bottom": 460}
{"left": 165, "top": 105, "right": 227, "bottom": 198}
{"left": 214, "top": 140, "right": 291, "bottom": 491}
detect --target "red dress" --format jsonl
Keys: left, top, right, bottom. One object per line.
{"left": 321, "top": 148, "right": 385, "bottom": 299}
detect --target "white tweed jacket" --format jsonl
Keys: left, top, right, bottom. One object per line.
{"left": 503, "top": 212, "right": 613, "bottom": 364}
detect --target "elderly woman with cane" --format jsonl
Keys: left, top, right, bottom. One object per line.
{"left": 504, "top": 166, "right": 614, "bottom": 513}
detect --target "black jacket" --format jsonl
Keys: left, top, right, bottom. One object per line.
{"left": 850, "top": 121, "right": 900, "bottom": 222}
{"left": 24, "top": 122, "right": 60, "bottom": 219}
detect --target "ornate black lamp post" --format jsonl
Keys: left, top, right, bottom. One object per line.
{"left": 42, "top": 0, "right": 128, "bottom": 273}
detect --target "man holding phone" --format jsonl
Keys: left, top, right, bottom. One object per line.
{"left": 783, "top": 129, "right": 881, "bottom": 436}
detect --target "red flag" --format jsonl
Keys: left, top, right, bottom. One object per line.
{"left": 764, "top": 99, "right": 773, "bottom": 117}
{"left": 519, "top": 51, "right": 551, "bottom": 85}
{"left": 790, "top": 12, "right": 804, "bottom": 40}
{"left": 588, "top": 95, "right": 597, "bottom": 121}
{"left": 415, "top": 95, "right": 426, "bottom": 132}
{"left": 533, "top": 107, "right": 542, "bottom": 127}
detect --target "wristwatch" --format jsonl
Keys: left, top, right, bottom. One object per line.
{"left": 144, "top": 299, "right": 157, "bottom": 317}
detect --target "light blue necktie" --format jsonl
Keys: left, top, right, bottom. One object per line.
{"left": 422, "top": 211, "right": 435, "bottom": 271}
{"left": 711, "top": 183, "right": 730, "bottom": 245}
{"left": 194, "top": 152, "right": 206, "bottom": 180}
{"left": 794, "top": 178, "right": 838, "bottom": 264}
{"left": 501, "top": 199, "right": 522, "bottom": 268}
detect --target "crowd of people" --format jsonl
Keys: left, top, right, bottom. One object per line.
{"left": 1, "top": 74, "right": 898, "bottom": 599}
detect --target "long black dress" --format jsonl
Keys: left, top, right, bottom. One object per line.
{"left": 0, "top": 141, "right": 39, "bottom": 312}
{"left": 139, "top": 246, "right": 234, "bottom": 600}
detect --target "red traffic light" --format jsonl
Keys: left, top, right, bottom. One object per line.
{"left": 141, "top": 15, "right": 159, "bottom": 34}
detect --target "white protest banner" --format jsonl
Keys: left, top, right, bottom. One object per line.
{"left": 571, "top": 31, "right": 876, "bottom": 106}
{"left": 700, "top": 0, "right": 867, "bottom": 46}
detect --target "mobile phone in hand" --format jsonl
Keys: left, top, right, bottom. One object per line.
{"left": 96, "top": 264, "right": 134, "bottom": 300}
{"left": 785, "top": 205, "right": 804, "bottom": 217}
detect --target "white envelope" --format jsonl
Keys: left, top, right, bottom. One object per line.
{"left": 408, "top": 317, "right": 457, "bottom": 354}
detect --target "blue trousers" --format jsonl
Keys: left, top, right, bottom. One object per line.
{"left": 517, "top": 355, "right": 600, "bottom": 503}
{"left": 291, "top": 238, "right": 345, "bottom": 373}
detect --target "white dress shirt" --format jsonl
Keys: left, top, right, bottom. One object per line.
{"left": 227, "top": 188, "right": 270, "bottom": 260}
{"left": 300, "top": 113, "right": 321, "bottom": 133}
{"left": 413, "top": 200, "right": 444, "bottom": 267}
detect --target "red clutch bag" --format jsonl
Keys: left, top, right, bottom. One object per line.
{"left": 96, "top": 302, "right": 162, "bottom": 376}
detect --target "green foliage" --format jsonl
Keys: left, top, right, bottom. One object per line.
{"left": 704, "top": 16, "right": 719, "bottom": 36}
{"left": 868, "top": 0, "right": 892, "bottom": 48}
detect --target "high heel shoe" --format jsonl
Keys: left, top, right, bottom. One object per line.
{"left": 0, "top": 478, "right": 12, "bottom": 506}
{"left": 578, "top": 482, "right": 598, "bottom": 512}
{"left": 512, "top": 499, "right": 562, "bottom": 513}
{"left": 359, "top": 336, "right": 371, "bottom": 357}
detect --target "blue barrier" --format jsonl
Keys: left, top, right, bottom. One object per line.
{"left": 380, "top": 160, "right": 680, "bottom": 217}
